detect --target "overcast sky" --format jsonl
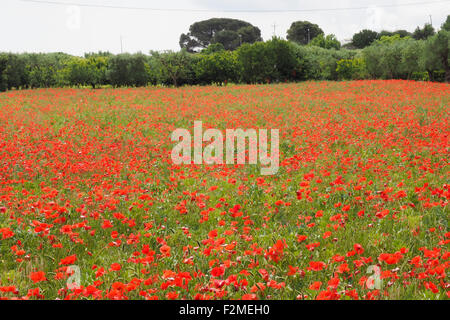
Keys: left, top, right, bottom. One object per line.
{"left": 1, "top": 0, "right": 449, "bottom": 55}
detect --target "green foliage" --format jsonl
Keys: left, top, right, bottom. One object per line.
{"left": 413, "top": 23, "right": 435, "bottom": 40}
{"left": 195, "top": 50, "right": 238, "bottom": 84}
{"left": 201, "top": 43, "right": 225, "bottom": 55}
{"left": 237, "top": 25, "right": 262, "bottom": 44}
{"left": 24, "top": 53, "right": 70, "bottom": 88}
{"left": 236, "top": 42, "right": 273, "bottom": 83}
{"left": 352, "top": 29, "right": 379, "bottom": 49}
{"left": 180, "top": 18, "right": 262, "bottom": 52}
{"left": 378, "top": 34, "right": 406, "bottom": 44}
{"left": 107, "top": 53, "right": 150, "bottom": 87}
{"left": 411, "top": 71, "right": 430, "bottom": 81}
{"left": 293, "top": 45, "right": 356, "bottom": 80}
{"left": 0, "top": 54, "right": 8, "bottom": 92}
{"left": 379, "top": 30, "right": 412, "bottom": 38}
{"left": 63, "top": 57, "right": 87, "bottom": 86}
{"left": 212, "top": 30, "right": 241, "bottom": 50}
{"left": 336, "top": 58, "right": 367, "bottom": 80}
{"left": 287, "top": 21, "right": 324, "bottom": 45}
{"left": 1, "top": 53, "right": 27, "bottom": 90}
{"left": 150, "top": 50, "right": 197, "bottom": 86}
{"left": 84, "top": 51, "right": 113, "bottom": 58}
{"left": 264, "top": 38, "right": 299, "bottom": 82}
{"left": 431, "top": 70, "right": 446, "bottom": 82}
{"left": 363, "top": 36, "right": 426, "bottom": 80}
{"left": 402, "top": 40, "right": 426, "bottom": 79}
{"left": 309, "top": 34, "right": 341, "bottom": 50}
{"left": 236, "top": 38, "right": 298, "bottom": 83}
{"left": 443, "top": 15, "right": 450, "bottom": 31}
{"left": 64, "top": 56, "right": 108, "bottom": 88}
{"left": 422, "top": 30, "right": 450, "bottom": 82}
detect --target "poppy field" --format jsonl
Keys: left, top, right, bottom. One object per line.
{"left": 0, "top": 80, "right": 449, "bottom": 300}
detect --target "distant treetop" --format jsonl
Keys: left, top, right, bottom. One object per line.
{"left": 179, "top": 18, "right": 262, "bottom": 52}
{"left": 413, "top": 23, "right": 435, "bottom": 40}
{"left": 443, "top": 15, "right": 450, "bottom": 31}
{"left": 286, "top": 21, "right": 324, "bottom": 45}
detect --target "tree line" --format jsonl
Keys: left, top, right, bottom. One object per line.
{"left": 0, "top": 16, "right": 449, "bottom": 92}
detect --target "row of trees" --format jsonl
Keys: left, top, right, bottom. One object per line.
{"left": 343, "top": 31, "right": 449, "bottom": 82}
{"left": 349, "top": 23, "right": 438, "bottom": 49}
{"left": 1, "top": 17, "right": 448, "bottom": 91}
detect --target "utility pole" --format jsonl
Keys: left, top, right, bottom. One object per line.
{"left": 120, "top": 35, "right": 123, "bottom": 53}
{"left": 307, "top": 28, "right": 310, "bottom": 43}
{"left": 272, "top": 23, "right": 277, "bottom": 37}
{"left": 429, "top": 15, "right": 433, "bottom": 26}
